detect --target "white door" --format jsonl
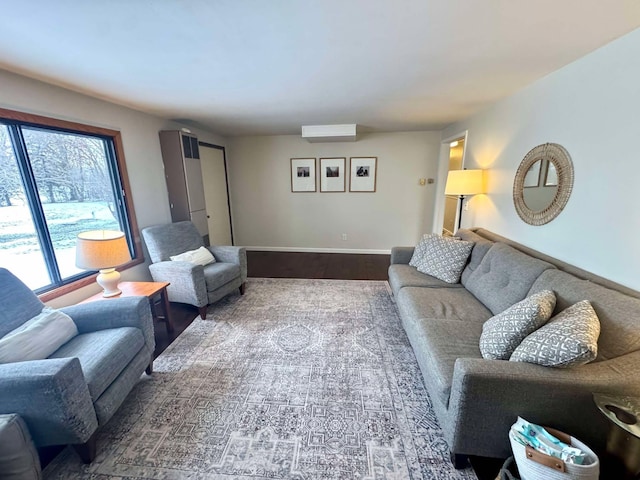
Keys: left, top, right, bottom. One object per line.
{"left": 200, "top": 145, "right": 233, "bottom": 245}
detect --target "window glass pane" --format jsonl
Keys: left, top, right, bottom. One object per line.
{"left": 21, "top": 127, "right": 122, "bottom": 279}
{"left": 0, "top": 125, "right": 51, "bottom": 289}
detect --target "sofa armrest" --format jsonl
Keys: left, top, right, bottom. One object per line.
{"left": 0, "top": 358, "right": 98, "bottom": 447}
{"left": 209, "top": 246, "right": 247, "bottom": 282}
{"left": 446, "top": 354, "right": 640, "bottom": 457}
{"left": 61, "top": 296, "right": 155, "bottom": 352}
{"left": 149, "top": 260, "right": 208, "bottom": 307}
{"left": 391, "top": 247, "right": 414, "bottom": 265}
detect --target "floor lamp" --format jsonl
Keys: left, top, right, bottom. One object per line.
{"left": 444, "top": 169, "right": 485, "bottom": 231}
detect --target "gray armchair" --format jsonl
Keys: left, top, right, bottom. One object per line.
{"left": 141, "top": 221, "right": 247, "bottom": 318}
{"left": 0, "top": 268, "right": 154, "bottom": 463}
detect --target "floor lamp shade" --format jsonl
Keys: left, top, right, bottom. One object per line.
{"left": 444, "top": 169, "right": 485, "bottom": 231}
{"left": 444, "top": 169, "right": 485, "bottom": 196}
{"left": 76, "top": 230, "right": 132, "bottom": 297}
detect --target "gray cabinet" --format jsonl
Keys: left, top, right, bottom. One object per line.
{"left": 159, "top": 131, "right": 209, "bottom": 239}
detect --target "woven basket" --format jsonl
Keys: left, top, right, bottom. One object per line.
{"left": 509, "top": 427, "right": 599, "bottom": 480}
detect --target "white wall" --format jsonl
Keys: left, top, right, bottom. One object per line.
{"left": 227, "top": 132, "right": 441, "bottom": 252}
{"left": 0, "top": 69, "right": 227, "bottom": 306}
{"left": 441, "top": 29, "right": 640, "bottom": 290}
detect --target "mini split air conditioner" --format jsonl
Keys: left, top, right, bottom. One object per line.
{"left": 301, "top": 124, "right": 357, "bottom": 143}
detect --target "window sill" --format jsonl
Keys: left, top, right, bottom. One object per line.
{"left": 38, "top": 257, "right": 145, "bottom": 303}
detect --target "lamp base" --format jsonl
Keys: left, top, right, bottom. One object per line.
{"left": 96, "top": 268, "right": 122, "bottom": 297}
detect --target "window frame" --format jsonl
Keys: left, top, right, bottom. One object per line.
{"left": 0, "top": 107, "right": 143, "bottom": 301}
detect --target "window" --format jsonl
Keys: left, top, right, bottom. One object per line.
{"left": 0, "top": 108, "right": 141, "bottom": 297}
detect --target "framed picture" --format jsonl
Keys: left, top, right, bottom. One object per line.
{"left": 290, "top": 158, "right": 316, "bottom": 192}
{"left": 544, "top": 161, "right": 558, "bottom": 186}
{"left": 523, "top": 159, "right": 542, "bottom": 188}
{"left": 349, "top": 157, "right": 377, "bottom": 192}
{"left": 320, "top": 157, "right": 346, "bottom": 192}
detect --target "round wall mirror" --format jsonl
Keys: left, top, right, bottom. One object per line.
{"left": 513, "top": 143, "right": 574, "bottom": 225}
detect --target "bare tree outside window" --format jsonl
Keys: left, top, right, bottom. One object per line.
{"left": 0, "top": 122, "right": 126, "bottom": 290}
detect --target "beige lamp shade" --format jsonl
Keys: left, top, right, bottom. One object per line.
{"left": 76, "top": 230, "right": 131, "bottom": 270}
{"left": 445, "top": 169, "right": 485, "bottom": 196}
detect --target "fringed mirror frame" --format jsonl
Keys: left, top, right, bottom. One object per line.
{"left": 513, "top": 143, "right": 574, "bottom": 225}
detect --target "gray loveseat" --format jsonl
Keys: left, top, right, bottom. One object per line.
{"left": 389, "top": 228, "right": 640, "bottom": 466}
{"left": 0, "top": 268, "right": 155, "bottom": 463}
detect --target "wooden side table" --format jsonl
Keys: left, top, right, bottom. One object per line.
{"left": 80, "top": 281, "right": 174, "bottom": 334}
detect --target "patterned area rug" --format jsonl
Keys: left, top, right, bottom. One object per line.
{"left": 45, "top": 278, "right": 477, "bottom": 480}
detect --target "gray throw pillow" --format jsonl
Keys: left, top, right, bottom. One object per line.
{"left": 510, "top": 300, "right": 601, "bottom": 368}
{"left": 409, "top": 234, "right": 474, "bottom": 284}
{"left": 479, "top": 290, "right": 556, "bottom": 360}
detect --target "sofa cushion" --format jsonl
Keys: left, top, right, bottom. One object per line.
{"left": 204, "top": 262, "right": 241, "bottom": 292}
{"left": 397, "top": 286, "right": 492, "bottom": 324}
{"left": 479, "top": 290, "right": 556, "bottom": 360}
{"left": 388, "top": 264, "right": 463, "bottom": 297}
{"left": 465, "top": 243, "right": 555, "bottom": 315}
{"left": 410, "top": 234, "right": 474, "bottom": 284}
{"left": 0, "top": 307, "right": 78, "bottom": 365}
{"left": 404, "top": 318, "right": 483, "bottom": 407}
{"left": 49, "top": 327, "right": 144, "bottom": 400}
{"left": 510, "top": 300, "right": 600, "bottom": 368}
{"left": 528, "top": 269, "right": 640, "bottom": 361}
{"left": 457, "top": 229, "right": 495, "bottom": 286}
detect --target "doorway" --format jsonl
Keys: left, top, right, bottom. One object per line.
{"left": 442, "top": 137, "right": 466, "bottom": 236}
{"left": 199, "top": 143, "right": 234, "bottom": 245}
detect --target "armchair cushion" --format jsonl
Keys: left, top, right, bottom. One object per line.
{"left": 0, "top": 307, "right": 78, "bottom": 364}
{"left": 49, "top": 327, "right": 144, "bottom": 401}
{"left": 142, "top": 221, "right": 204, "bottom": 262}
{"left": 204, "top": 263, "right": 242, "bottom": 292}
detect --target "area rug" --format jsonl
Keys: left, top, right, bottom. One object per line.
{"left": 44, "top": 278, "right": 477, "bottom": 480}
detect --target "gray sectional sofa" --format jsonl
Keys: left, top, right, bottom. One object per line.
{"left": 389, "top": 228, "right": 640, "bottom": 466}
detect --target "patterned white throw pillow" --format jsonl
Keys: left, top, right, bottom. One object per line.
{"left": 510, "top": 300, "right": 600, "bottom": 368}
{"left": 170, "top": 246, "right": 216, "bottom": 266}
{"left": 479, "top": 290, "right": 556, "bottom": 360}
{"left": 409, "top": 234, "right": 474, "bottom": 284}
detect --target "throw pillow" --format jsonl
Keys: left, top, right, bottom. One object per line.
{"left": 0, "top": 307, "right": 78, "bottom": 364}
{"left": 408, "top": 233, "right": 434, "bottom": 268}
{"left": 510, "top": 300, "right": 600, "bottom": 368}
{"left": 479, "top": 290, "right": 556, "bottom": 360}
{"left": 410, "top": 234, "right": 474, "bottom": 284}
{"left": 170, "top": 246, "right": 216, "bottom": 266}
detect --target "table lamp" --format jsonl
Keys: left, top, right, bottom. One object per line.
{"left": 76, "top": 230, "right": 132, "bottom": 297}
{"left": 444, "top": 169, "right": 485, "bottom": 230}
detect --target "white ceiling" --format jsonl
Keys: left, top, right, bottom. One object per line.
{"left": 0, "top": 1, "right": 638, "bottom": 136}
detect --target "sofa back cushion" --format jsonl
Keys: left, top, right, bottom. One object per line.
{"left": 528, "top": 269, "right": 640, "bottom": 361}
{"left": 465, "top": 243, "right": 555, "bottom": 315}
{"left": 457, "top": 229, "right": 495, "bottom": 286}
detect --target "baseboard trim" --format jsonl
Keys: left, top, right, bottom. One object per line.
{"left": 246, "top": 246, "right": 391, "bottom": 255}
